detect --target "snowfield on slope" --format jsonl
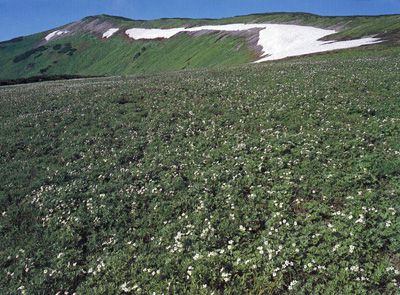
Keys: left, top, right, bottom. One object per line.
{"left": 125, "top": 28, "right": 187, "bottom": 40}
{"left": 125, "top": 24, "right": 381, "bottom": 62}
{"left": 45, "top": 30, "right": 69, "bottom": 41}
{"left": 103, "top": 28, "right": 120, "bottom": 39}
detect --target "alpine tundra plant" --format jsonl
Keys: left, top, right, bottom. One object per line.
{"left": 0, "top": 47, "right": 400, "bottom": 294}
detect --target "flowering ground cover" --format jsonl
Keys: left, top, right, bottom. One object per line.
{"left": 0, "top": 46, "right": 399, "bottom": 294}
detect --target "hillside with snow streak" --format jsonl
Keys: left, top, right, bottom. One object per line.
{"left": 1, "top": 12, "right": 398, "bottom": 79}
{"left": 124, "top": 23, "right": 381, "bottom": 62}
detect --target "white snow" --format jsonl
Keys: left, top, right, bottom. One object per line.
{"left": 255, "top": 24, "right": 381, "bottom": 62}
{"left": 125, "top": 28, "right": 186, "bottom": 40}
{"left": 103, "top": 28, "right": 120, "bottom": 39}
{"left": 124, "top": 24, "right": 382, "bottom": 61}
{"left": 45, "top": 30, "right": 69, "bottom": 41}
{"left": 186, "top": 23, "right": 267, "bottom": 32}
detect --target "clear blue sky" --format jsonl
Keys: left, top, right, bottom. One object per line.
{"left": 1, "top": 0, "right": 400, "bottom": 41}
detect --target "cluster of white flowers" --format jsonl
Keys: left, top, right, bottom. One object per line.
{"left": 193, "top": 253, "right": 202, "bottom": 260}
{"left": 386, "top": 266, "right": 400, "bottom": 275}
{"left": 87, "top": 259, "right": 105, "bottom": 276}
{"left": 120, "top": 281, "right": 140, "bottom": 293}
{"left": 196, "top": 200, "right": 205, "bottom": 210}
{"left": 228, "top": 240, "right": 234, "bottom": 250}
{"left": 282, "top": 260, "right": 294, "bottom": 269}
{"left": 288, "top": 280, "right": 299, "bottom": 290}
{"left": 200, "top": 218, "right": 215, "bottom": 238}
{"left": 257, "top": 246, "right": 264, "bottom": 255}
{"left": 220, "top": 268, "right": 231, "bottom": 282}
{"left": 167, "top": 231, "right": 184, "bottom": 253}
{"left": 355, "top": 214, "right": 365, "bottom": 224}
{"left": 303, "top": 260, "right": 326, "bottom": 272}
{"left": 17, "top": 286, "right": 26, "bottom": 295}
{"left": 43, "top": 268, "right": 58, "bottom": 277}
{"left": 142, "top": 267, "right": 160, "bottom": 276}
{"left": 187, "top": 266, "right": 194, "bottom": 279}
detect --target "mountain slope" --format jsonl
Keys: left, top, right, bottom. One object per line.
{"left": 0, "top": 12, "right": 400, "bottom": 79}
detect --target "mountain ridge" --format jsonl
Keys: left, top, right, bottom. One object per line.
{"left": 0, "top": 12, "right": 399, "bottom": 80}
{"left": 4, "top": 12, "right": 400, "bottom": 43}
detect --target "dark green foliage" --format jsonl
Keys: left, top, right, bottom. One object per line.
{"left": 0, "top": 36, "right": 24, "bottom": 45}
{"left": 372, "top": 157, "right": 400, "bottom": 179}
{"left": 39, "top": 65, "right": 52, "bottom": 74}
{"left": 0, "top": 75, "right": 101, "bottom": 86}
{"left": 133, "top": 52, "right": 141, "bottom": 60}
{"left": 53, "top": 44, "right": 62, "bottom": 51}
{"left": 27, "top": 63, "right": 35, "bottom": 69}
{"left": 13, "top": 46, "right": 48, "bottom": 63}
{"left": 57, "top": 43, "right": 77, "bottom": 56}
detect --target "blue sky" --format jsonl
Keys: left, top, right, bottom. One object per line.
{"left": 1, "top": 0, "right": 400, "bottom": 41}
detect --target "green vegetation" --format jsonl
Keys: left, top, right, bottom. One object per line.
{"left": 0, "top": 32, "right": 253, "bottom": 79}
{"left": 0, "top": 75, "right": 101, "bottom": 86}
{"left": 1, "top": 46, "right": 399, "bottom": 294}
{"left": 12, "top": 45, "right": 48, "bottom": 63}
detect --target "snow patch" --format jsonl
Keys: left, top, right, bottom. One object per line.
{"left": 103, "top": 28, "right": 120, "bottom": 39}
{"left": 45, "top": 30, "right": 69, "bottom": 41}
{"left": 124, "top": 24, "right": 382, "bottom": 61}
{"left": 255, "top": 25, "right": 381, "bottom": 62}
{"left": 125, "top": 28, "right": 186, "bottom": 40}
{"left": 186, "top": 24, "right": 266, "bottom": 32}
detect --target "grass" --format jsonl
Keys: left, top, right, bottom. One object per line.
{"left": 0, "top": 46, "right": 399, "bottom": 294}
{"left": 0, "top": 32, "right": 253, "bottom": 79}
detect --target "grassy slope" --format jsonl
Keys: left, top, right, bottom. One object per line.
{"left": 0, "top": 32, "right": 253, "bottom": 79}
{"left": 51, "top": 33, "right": 252, "bottom": 76}
{"left": 1, "top": 46, "right": 399, "bottom": 294}
{"left": 0, "top": 34, "right": 46, "bottom": 79}
{"left": 1, "top": 13, "right": 400, "bottom": 79}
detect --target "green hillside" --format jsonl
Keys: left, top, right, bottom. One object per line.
{"left": 0, "top": 12, "right": 400, "bottom": 79}
{"left": 1, "top": 44, "right": 400, "bottom": 294}
{"left": 0, "top": 32, "right": 253, "bottom": 79}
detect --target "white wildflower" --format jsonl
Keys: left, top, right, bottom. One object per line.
{"left": 288, "top": 280, "right": 298, "bottom": 290}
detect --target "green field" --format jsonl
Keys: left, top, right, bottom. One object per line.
{"left": 1, "top": 45, "right": 399, "bottom": 294}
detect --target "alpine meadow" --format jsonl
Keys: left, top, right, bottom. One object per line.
{"left": 0, "top": 9, "right": 400, "bottom": 295}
